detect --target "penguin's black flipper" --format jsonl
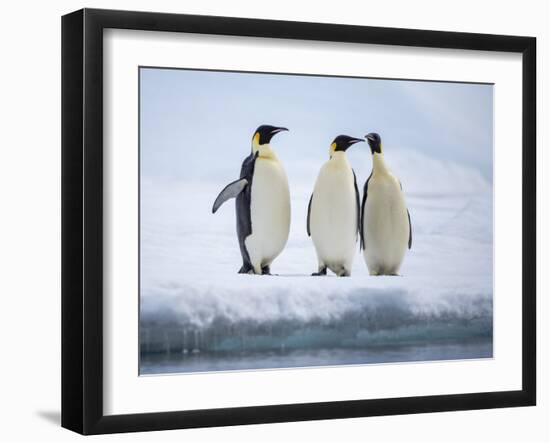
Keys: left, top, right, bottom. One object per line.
{"left": 399, "top": 179, "right": 412, "bottom": 249}
{"left": 407, "top": 209, "right": 412, "bottom": 249}
{"left": 306, "top": 194, "right": 313, "bottom": 237}
{"left": 352, "top": 169, "right": 360, "bottom": 241}
{"left": 360, "top": 172, "right": 372, "bottom": 250}
{"left": 238, "top": 264, "right": 253, "bottom": 274}
{"left": 212, "top": 178, "right": 248, "bottom": 213}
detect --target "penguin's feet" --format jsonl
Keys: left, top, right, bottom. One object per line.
{"left": 369, "top": 270, "right": 400, "bottom": 276}
{"left": 312, "top": 267, "right": 327, "bottom": 276}
{"left": 337, "top": 269, "right": 351, "bottom": 277}
{"left": 261, "top": 265, "right": 271, "bottom": 275}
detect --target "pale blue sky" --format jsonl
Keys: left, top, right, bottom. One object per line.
{"left": 140, "top": 67, "right": 493, "bottom": 183}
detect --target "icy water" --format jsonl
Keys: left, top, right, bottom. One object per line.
{"left": 140, "top": 339, "right": 492, "bottom": 375}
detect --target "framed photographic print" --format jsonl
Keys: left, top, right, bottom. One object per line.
{"left": 61, "top": 8, "right": 536, "bottom": 435}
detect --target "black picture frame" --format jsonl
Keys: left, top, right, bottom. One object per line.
{"left": 62, "top": 8, "right": 536, "bottom": 435}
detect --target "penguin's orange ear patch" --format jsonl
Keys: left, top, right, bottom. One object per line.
{"left": 253, "top": 132, "right": 260, "bottom": 145}
{"left": 252, "top": 132, "right": 261, "bottom": 153}
{"left": 330, "top": 142, "right": 337, "bottom": 152}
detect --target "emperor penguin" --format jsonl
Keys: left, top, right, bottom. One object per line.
{"left": 361, "top": 133, "right": 412, "bottom": 276}
{"left": 212, "top": 125, "right": 291, "bottom": 275}
{"left": 307, "top": 135, "right": 364, "bottom": 277}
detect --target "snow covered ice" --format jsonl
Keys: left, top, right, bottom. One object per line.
{"left": 139, "top": 148, "right": 493, "bottom": 374}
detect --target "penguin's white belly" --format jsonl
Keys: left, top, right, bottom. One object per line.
{"left": 310, "top": 163, "right": 357, "bottom": 273}
{"left": 246, "top": 158, "right": 290, "bottom": 272}
{"left": 362, "top": 175, "right": 409, "bottom": 275}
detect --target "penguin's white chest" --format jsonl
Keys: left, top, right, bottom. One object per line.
{"left": 310, "top": 157, "right": 357, "bottom": 271}
{"left": 246, "top": 158, "right": 291, "bottom": 269}
{"left": 362, "top": 173, "right": 409, "bottom": 275}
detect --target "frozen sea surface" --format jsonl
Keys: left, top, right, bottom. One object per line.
{"left": 140, "top": 149, "right": 493, "bottom": 374}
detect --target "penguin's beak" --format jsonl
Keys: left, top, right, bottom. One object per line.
{"left": 365, "top": 133, "right": 377, "bottom": 143}
{"left": 270, "top": 127, "right": 288, "bottom": 135}
{"left": 342, "top": 138, "right": 364, "bottom": 151}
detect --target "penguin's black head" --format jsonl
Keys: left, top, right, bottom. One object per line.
{"left": 253, "top": 125, "right": 289, "bottom": 146}
{"left": 365, "top": 132, "right": 382, "bottom": 154}
{"left": 331, "top": 135, "right": 364, "bottom": 153}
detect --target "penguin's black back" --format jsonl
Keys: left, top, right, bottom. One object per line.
{"left": 236, "top": 151, "right": 258, "bottom": 272}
